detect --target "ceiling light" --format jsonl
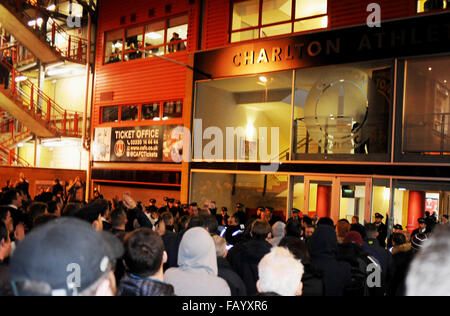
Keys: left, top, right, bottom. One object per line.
{"left": 259, "top": 76, "right": 268, "bottom": 83}
{"left": 146, "top": 32, "right": 162, "bottom": 39}
{"left": 47, "top": 4, "right": 56, "bottom": 11}
{"left": 28, "top": 18, "right": 43, "bottom": 27}
{"left": 428, "top": 67, "right": 432, "bottom": 71}
{"left": 15, "top": 76, "right": 27, "bottom": 82}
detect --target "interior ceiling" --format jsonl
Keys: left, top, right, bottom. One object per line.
{"left": 409, "top": 57, "right": 450, "bottom": 90}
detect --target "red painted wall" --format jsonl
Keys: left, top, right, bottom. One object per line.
{"left": 201, "top": 0, "right": 419, "bottom": 52}
{"left": 93, "top": 0, "right": 200, "bottom": 128}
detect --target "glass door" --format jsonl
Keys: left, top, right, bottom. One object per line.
{"left": 304, "top": 176, "right": 372, "bottom": 223}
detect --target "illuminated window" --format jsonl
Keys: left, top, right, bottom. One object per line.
{"left": 124, "top": 26, "right": 144, "bottom": 61}
{"left": 104, "top": 30, "right": 123, "bottom": 64}
{"left": 163, "top": 101, "right": 183, "bottom": 119}
{"left": 101, "top": 100, "right": 182, "bottom": 124}
{"left": 104, "top": 14, "right": 188, "bottom": 64}
{"left": 231, "top": 0, "right": 328, "bottom": 43}
{"left": 142, "top": 103, "right": 160, "bottom": 120}
{"left": 121, "top": 105, "right": 139, "bottom": 121}
{"left": 417, "top": 0, "right": 448, "bottom": 13}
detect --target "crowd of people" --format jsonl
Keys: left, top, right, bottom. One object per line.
{"left": 0, "top": 173, "right": 449, "bottom": 296}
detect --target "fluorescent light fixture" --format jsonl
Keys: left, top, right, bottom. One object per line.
{"left": 17, "top": 143, "right": 23, "bottom": 148}
{"left": 146, "top": 32, "right": 162, "bottom": 39}
{"left": 113, "top": 42, "right": 123, "bottom": 48}
{"left": 47, "top": 4, "right": 56, "bottom": 11}
{"left": 398, "top": 188, "right": 406, "bottom": 191}
{"left": 162, "top": 117, "right": 169, "bottom": 121}
{"left": 384, "top": 188, "right": 390, "bottom": 200}
{"left": 28, "top": 18, "right": 43, "bottom": 27}
{"left": 46, "top": 62, "right": 65, "bottom": 71}
{"left": 15, "top": 76, "right": 27, "bottom": 82}
{"left": 47, "top": 67, "right": 85, "bottom": 77}
{"left": 153, "top": 117, "right": 161, "bottom": 121}
{"left": 42, "top": 138, "right": 80, "bottom": 148}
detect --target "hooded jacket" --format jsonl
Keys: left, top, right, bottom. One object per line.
{"left": 268, "top": 221, "right": 286, "bottom": 247}
{"left": 117, "top": 274, "right": 175, "bottom": 296}
{"left": 164, "top": 227, "right": 231, "bottom": 296}
{"left": 308, "top": 225, "right": 352, "bottom": 296}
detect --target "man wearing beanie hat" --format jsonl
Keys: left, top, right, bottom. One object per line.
{"left": 9, "top": 218, "right": 123, "bottom": 296}
{"left": 338, "top": 231, "right": 378, "bottom": 296}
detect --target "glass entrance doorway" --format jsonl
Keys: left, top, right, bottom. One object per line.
{"left": 304, "top": 176, "right": 372, "bottom": 223}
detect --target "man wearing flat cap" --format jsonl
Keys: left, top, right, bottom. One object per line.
{"left": 374, "top": 213, "right": 388, "bottom": 248}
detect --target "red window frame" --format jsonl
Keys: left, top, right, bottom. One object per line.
{"left": 103, "top": 13, "right": 188, "bottom": 65}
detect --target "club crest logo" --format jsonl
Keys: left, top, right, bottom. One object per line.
{"left": 114, "top": 140, "right": 126, "bottom": 157}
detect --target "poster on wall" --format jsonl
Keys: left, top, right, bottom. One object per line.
{"left": 93, "top": 125, "right": 183, "bottom": 163}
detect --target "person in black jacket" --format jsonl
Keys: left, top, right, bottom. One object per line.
{"left": 364, "top": 223, "right": 394, "bottom": 295}
{"left": 337, "top": 231, "right": 374, "bottom": 296}
{"left": 374, "top": 213, "right": 387, "bottom": 248}
{"left": 227, "top": 219, "right": 272, "bottom": 296}
{"left": 281, "top": 239, "right": 324, "bottom": 296}
{"left": 308, "top": 224, "right": 352, "bottom": 296}
{"left": 388, "top": 233, "right": 414, "bottom": 296}
{"left": 118, "top": 228, "right": 175, "bottom": 296}
{"left": 213, "top": 235, "right": 247, "bottom": 296}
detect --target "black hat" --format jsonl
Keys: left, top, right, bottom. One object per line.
{"left": 393, "top": 224, "right": 403, "bottom": 230}
{"left": 292, "top": 208, "right": 300, "bottom": 214}
{"left": 149, "top": 199, "right": 156, "bottom": 204}
{"left": 418, "top": 218, "right": 426, "bottom": 224}
{"left": 9, "top": 218, "right": 123, "bottom": 296}
{"left": 189, "top": 202, "right": 198, "bottom": 207}
{"left": 375, "top": 213, "right": 384, "bottom": 219}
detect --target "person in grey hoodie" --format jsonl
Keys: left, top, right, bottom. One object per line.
{"left": 164, "top": 227, "right": 231, "bottom": 296}
{"left": 268, "top": 221, "right": 286, "bottom": 247}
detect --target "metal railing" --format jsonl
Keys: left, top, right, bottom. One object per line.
{"left": 0, "top": 54, "right": 83, "bottom": 137}
{"left": 3, "top": 0, "right": 88, "bottom": 63}
{"left": 404, "top": 113, "right": 450, "bottom": 155}
{"left": 0, "top": 143, "right": 30, "bottom": 167}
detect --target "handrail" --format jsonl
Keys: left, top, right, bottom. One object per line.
{"left": 0, "top": 143, "right": 30, "bottom": 167}
{"left": 0, "top": 52, "right": 83, "bottom": 137}
{"left": 3, "top": 0, "right": 88, "bottom": 63}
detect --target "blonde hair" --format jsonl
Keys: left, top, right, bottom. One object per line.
{"left": 258, "top": 247, "right": 304, "bottom": 296}
{"left": 212, "top": 235, "right": 227, "bottom": 258}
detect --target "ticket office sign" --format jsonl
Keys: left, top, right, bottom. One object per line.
{"left": 93, "top": 125, "right": 183, "bottom": 163}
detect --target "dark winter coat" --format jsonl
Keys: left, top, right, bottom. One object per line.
{"left": 162, "top": 231, "right": 179, "bottom": 271}
{"left": 217, "top": 257, "right": 247, "bottom": 296}
{"left": 388, "top": 243, "right": 414, "bottom": 296}
{"left": 308, "top": 225, "right": 352, "bottom": 296}
{"left": 302, "top": 263, "right": 324, "bottom": 296}
{"left": 117, "top": 274, "right": 175, "bottom": 296}
{"left": 227, "top": 239, "right": 272, "bottom": 296}
{"left": 364, "top": 238, "right": 394, "bottom": 294}
{"left": 337, "top": 242, "right": 373, "bottom": 296}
